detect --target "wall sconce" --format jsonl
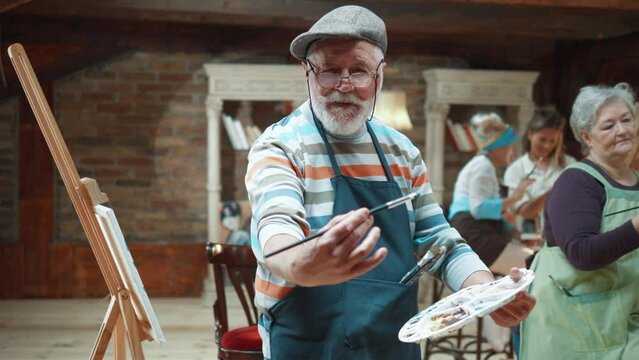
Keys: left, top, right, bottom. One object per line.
{"left": 375, "top": 90, "right": 413, "bottom": 130}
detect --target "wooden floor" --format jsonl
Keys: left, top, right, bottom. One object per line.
{"left": 0, "top": 297, "right": 221, "bottom": 360}
{"left": 0, "top": 284, "right": 511, "bottom": 359}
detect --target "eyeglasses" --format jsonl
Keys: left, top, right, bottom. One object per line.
{"left": 305, "top": 58, "right": 384, "bottom": 89}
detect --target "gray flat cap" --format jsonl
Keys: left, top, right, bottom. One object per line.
{"left": 290, "top": 5, "right": 387, "bottom": 60}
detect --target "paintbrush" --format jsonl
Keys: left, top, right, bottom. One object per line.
{"left": 524, "top": 156, "right": 545, "bottom": 179}
{"left": 264, "top": 192, "right": 418, "bottom": 258}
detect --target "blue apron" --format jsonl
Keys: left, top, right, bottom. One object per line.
{"left": 264, "top": 116, "right": 420, "bottom": 359}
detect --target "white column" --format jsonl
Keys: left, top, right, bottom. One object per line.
{"left": 206, "top": 96, "right": 223, "bottom": 245}
{"left": 423, "top": 102, "right": 450, "bottom": 204}
{"left": 202, "top": 95, "right": 223, "bottom": 306}
{"left": 516, "top": 104, "right": 536, "bottom": 135}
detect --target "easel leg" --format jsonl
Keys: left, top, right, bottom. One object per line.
{"left": 118, "top": 290, "right": 145, "bottom": 360}
{"left": 91, "top": 296, "right": 120, "bottom": 360}
{"left": 115, "top": 318, "right": 127, "bottom": 360}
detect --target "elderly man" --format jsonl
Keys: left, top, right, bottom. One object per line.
{"left": 245, "top": 5, "right": 535, "bottom": 360}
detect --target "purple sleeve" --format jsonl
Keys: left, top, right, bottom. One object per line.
{"left": 543, "top": 168, "right": 639, "bottom": 270}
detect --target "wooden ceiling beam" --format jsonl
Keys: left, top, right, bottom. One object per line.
{"left": 443, "top": 0, "right": 639, "bottom": 11}
{"left": 0, "top": 43, "right": 130, "bottom": 99}
{"left": 1, "top": 15, "right": 299, "bottom": 52}
{"left": 2, "top": 13, "right": 557, "bottom": 59}
{"left": 0, "top": 13, "right": 559, "bottom": 101}
{"left": 10, "top": 1, "right": 639, "bottom": 40}
{"left": 0, "top": 0, "right": 30, "bottom": 13}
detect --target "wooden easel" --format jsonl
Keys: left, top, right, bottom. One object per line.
{"left": 8, "top": 43, "right": 161, "bottom": 359}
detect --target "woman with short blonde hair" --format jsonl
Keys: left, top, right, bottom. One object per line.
{"left": 449, "top": 112, "right": 534, "bottom": 275}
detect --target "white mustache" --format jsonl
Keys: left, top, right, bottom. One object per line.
{"left": 322, "top": 92, "right": 364, "bottom": 106}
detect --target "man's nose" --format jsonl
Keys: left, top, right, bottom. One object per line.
{"left": 335, "top": 69, "right": 355, "bottom": 92}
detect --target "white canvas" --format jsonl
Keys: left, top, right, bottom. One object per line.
{"left": 94, "top": 205, "right": 166, "bottom": 343}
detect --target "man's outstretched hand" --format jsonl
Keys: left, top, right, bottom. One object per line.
{"left": 263, "top": 208, "right": 387, "bottom": 287}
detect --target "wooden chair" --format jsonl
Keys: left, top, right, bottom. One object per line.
{"left": 207, "top": 242, "right": 262, "bottom": 360}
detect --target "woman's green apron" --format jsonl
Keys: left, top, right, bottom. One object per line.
{"left": 520, "top": 162, "right": 639, "bottom": 360}
{"left": 262, "top": 116, "right": 420, "bottom": 360}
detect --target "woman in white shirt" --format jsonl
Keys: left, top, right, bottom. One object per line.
{"left": 503, "top": 110, "right": 576, "bottom": 234}
{"left": 449, "top": 113, "right": 534, "bottom": 275}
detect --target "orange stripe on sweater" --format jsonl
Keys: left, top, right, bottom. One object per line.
{"left": 246, "top": 156, "right": 301, "bottom": 180}
{"left": 305, "top": 164, "right": 414, "bottom": 180}
{"left": 255, "top": 276, "right": 294, "bottom": 299}
{"left": 413, "top": 171, "right": 428, "bottom": 188}
{"left": 342, "top": 164, "right": 388, "bottom": 178}
{"left": 389, "top": 164, "right": 412, "bottom": 181}
{"left": 304, "top": 165, "right": 335, "bottom": 180}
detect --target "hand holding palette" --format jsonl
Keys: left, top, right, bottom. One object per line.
{"left": 398, "top": 268, "right": 534, "bottom": 343}
{"left": 520, "top": 232, "right": 541, "bottom": 241}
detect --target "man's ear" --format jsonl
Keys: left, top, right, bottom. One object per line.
{"left": 377, "top": 62, "right": 386, "bottom": 88}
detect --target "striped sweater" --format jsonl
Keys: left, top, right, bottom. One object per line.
{"left": 245, "top": 101, "right": 488, "bottom": 315}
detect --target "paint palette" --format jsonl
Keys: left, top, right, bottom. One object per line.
{"left": 398, "top": 268, "right": 534, "bottom": 343}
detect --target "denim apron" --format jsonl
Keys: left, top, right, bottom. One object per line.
{"left": 520, "top": 162, "right": 639, "bottom": 360}
{"left": 263, "top": 116, "right": 420, "bottom": 359}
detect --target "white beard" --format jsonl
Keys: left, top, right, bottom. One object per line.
{"left": 313, "top": 92, "right": 374, "bottom": 136}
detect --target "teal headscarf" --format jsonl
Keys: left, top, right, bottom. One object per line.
{"left": 481, "top": 125, "right": 518, "bottom": 151}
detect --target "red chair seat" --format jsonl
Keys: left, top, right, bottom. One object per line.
{"left": 220, "top": 325, "right": 262, "bottom": 352}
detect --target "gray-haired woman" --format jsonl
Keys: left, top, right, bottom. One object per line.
{"left": 520, "top": 83, "right": 639, "bottom": 360}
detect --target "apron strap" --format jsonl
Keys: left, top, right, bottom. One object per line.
{"left": 366, "top": 121, "right": 394, "bottom": 181}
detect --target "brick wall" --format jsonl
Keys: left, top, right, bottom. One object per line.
{"left": 4, "top": 50, "right": 469, "bottom": 245}
{"left": 54, "top": 52, "right": 209, "bottom": 243}
{"left": 0, "top": 99, "right": 18, "bottom": 244}
{"left": 54, "top": 51, "right": 289, "bottom": 243}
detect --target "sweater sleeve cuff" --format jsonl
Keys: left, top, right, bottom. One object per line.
{"left": 441, "top": 251, "right": 490, "bottom": 291}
